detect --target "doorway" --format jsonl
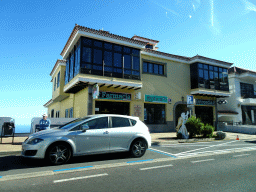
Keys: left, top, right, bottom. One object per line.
{"left": 195, "top": 106, "right": 213, "bottom": 126}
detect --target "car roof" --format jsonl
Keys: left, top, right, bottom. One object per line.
{"left": 83, "top": 114, "right": 140, "bottom": 120}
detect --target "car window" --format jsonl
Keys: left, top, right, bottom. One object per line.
{"left": 84, "top": 117, "right": 108, "bottom": 129}
{"left": 112, "top": 117, "right": 131, "bottom": 128}
{"left": 70, "top": 125, "right": 81, "bottom": 131}
{"left": 130, "top": 119, "right": 137, "bottom": 126}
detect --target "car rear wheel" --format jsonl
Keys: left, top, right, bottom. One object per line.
{"left": 46, "top": 143, "right": 71, "bottom": 165}
{"left": 130, "top": 139, "right": 147, "bottom": 157}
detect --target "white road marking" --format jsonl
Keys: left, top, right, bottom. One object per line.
{"left": 233, "top": 154, "right": 251, "bottom": 157}
{"left": 140, "top": 164, "right": 173, "bottom": 170}
{"left": 162, "top": 144, "right": 256, "bottom": 147}
{"left": 149, "top": 148, "right": 176, "bottom": 156}
{"left": 191, "top": 159, "right": 214, "bottom": 163}
{"left": 175, "top": 140, "right": 238, "bottom": 155}
{"left": 53, "top": 173, "right": 108, "bottom": 183}
{"left": 176, "top": 147, "right": 256, "bottom": 157}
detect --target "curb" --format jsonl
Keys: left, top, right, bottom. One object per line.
{"left": 0, "top": 151, "right": 21, "bottom": 157}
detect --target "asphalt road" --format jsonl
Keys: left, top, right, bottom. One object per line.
{"left": 0, "top": 140, "right": 256, "bottom": 190}
{"left": 1, "top": 150, "right": 255, "bottom": 191}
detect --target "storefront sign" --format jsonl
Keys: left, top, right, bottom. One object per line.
{"left": 144, "top": 95, "right": 168, "bottom": 103}
{"left": 195, "top": 99, "right": 215, "bottom": 105}
{"left": 98, "top": 91, "right": 131, "bottom": 101}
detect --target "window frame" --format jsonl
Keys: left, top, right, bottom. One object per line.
{"left": 142, "top": 60, "right": 166, "bottom": 77}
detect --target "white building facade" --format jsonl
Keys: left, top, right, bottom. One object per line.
{"left": 218, "top": 67, "right": 256, "bottom": 125}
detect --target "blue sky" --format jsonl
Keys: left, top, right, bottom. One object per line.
{"left": 1, "top": 0, "right": 256, "bottom": 132}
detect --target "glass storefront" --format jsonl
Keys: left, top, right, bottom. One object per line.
{"left": 144, "top": 103, "right": 165, "bottom": 124}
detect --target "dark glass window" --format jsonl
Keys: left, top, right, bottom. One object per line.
{"left": 94, "top": 41, "right": 102, "bottom": 48}
{"left": 148, "top": 63, "right": 153, "bottom": 73}
{"left": 204, "top": 70, "right": 209, "bottom": 80}
{"left": 214, "top": 66, "right": 218, "bottom": 71}
{"left": 65, "top": 109, "right": 69, "bottom": 118}
{"left": 146, "top": 44, "right": 153, "bottom": 49}
{"left": 209, "top": 66, "right": 213, "bottom": 71}
{"left": 112, "top": 117, "right": 131, "bottom": 128}
{"left": 124, "top": 55, "right": 131, "bottom": 69}
{"left": 133, "top": 57, "right": 140, "bottom": 70}
{"left": 104, "top": 43, "right": 112, "bottom": 50}
{"left": 240, "top": 83, "right": 255, "bottom": 98}
{"left": 199, "top": 69, "right": 204, "bottom": 78}
{"left": 144, "top": 104, "right": 165, "bottom": 124}
{"left": 104, "top": 51, "right": 112, "bottom": 66}
{"left": 54, "top": 77, "right": 56, "bottom": 91}
{"left": 57, "top": 72, "right": 60, "bottom": 88}
{"left": 83, "top": 38, "right": 92, "bottom": 46}
{"left": 82, "top": 47, "right": 91, "bottom": 63}
{"left": 132, "top": 71, "right": 140, "bottom": 76}
{"left": 130, "top": 119, "right": 137, "bottom": 126}
{"left": 143, "top": 61, "right": 164, "bottom": 76}
{"left": 204, "top": 64, "right": 208, "bottom": 70}
{"left": 93, "top": 49, "right": 102, "bottom": 64}
{"left": 198, "top": 64, "right": 203, "bottom": 68}
{"left": 154, "top": 64, "right": 158, "bottom": 74}
{"left": 123, "top": 47, "right": 131, "bottom": 54}
{"left": 93, "top": 65, "right": 103, "bottom": 71}
{"left": 124, "top": 69, "right": 131, "bottom": 74}
{"left": 159, "top": 65, "right": 163, "bottom": 75}
{"left": 143, "top": 62, "right": 147, "bottom": 72}
{"left": 113, "top": 68, "right": 122, "bottom": 73}
{"left": 86, "top": 117, "right": 108, "bottom": 129}
{"left": 114, "top": 53, "right": 122, "bottom": 67}
{"left": 51, "top": 109, "right": 54, "bottom": 118}
{"left": 132, "top": 49, "right": 140, "bottom": 55}
{"left": 114, "top": 45, "right": 122, "bottom": 52}
{"left": 69, "top": 108, "right": 73, "bottom": 118}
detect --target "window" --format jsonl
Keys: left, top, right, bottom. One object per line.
{"left": 130, "top": 119, "right": 137, "bottom": 126}
{"left": 144, "top": 104, "right": 165, "bottom": 124}
{"left": 82, "top": 47, "right": 92, "bottom": 63}
{"left": 112, "top": 117, "right": 131, "bottom": 128}
{"left": 69, "top": 108, "right": 73, "bottom": 118}
{"left": 65, "top": 109, "right": 69, "bottom": 118}
{"left": 240, "top": 83, "right": 255, "bottom": 98}
{"left": 145, "top": 44, "right": 153, "bottom": 49}
{"left": 51, "top": 109, "right": 54, "bottom": 118}
{"left": 143, "top": 61, "right": 165, "bottom": 76}
{"left": 57, "top": 72, "right": 60, "bottom": 88}
{"left": 85, "top": 117, "right": 108, "bottom": 129}
{"left": 56, "top": 111, "right": 60, "bottom": 118}
{"left": 80, "top": 37, "right": 140, "bottom": 80}
{"left": 193, "top": 63, "right": 229, "bottom": 91}
{"left": 54, "top": 77, "right": 56, "bottom": 91}
{"left": 93, "top": 49, "right": 102, "bottom": 65}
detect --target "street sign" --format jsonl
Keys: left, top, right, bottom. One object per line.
{"left": 187, "top": 95, "right": 194, "bottom": 105}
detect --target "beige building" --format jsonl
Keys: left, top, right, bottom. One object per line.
{"left": 44, "top": 24, "right": 232, "bottom": 132}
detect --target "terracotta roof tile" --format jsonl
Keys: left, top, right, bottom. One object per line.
{"left": 50, "top": 59, "right": 66, "bottom": 76}
{"left": 228, "top": 66, "right": 256, "bottom": 75}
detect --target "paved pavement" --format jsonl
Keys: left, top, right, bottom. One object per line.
{"left": 1, "top": 132, "right": 256, "bottom": 156}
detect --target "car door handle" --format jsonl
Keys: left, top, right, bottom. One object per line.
{"left": 104, "top": 131, "right": 109, "bottom": 134}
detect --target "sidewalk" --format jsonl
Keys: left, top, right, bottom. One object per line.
{"left": 1, "top": 132, "right": 256, "bottom": 156}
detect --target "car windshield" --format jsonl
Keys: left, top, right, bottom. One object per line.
{"left": 58, "top": 117, "right": 91, "bottom": 130}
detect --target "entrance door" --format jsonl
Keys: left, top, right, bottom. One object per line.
{"left": 95, "top": 101, "right": 130, "bottom": 115}
{"left": 195, "top": 106, "right": 213, "bottom": 126}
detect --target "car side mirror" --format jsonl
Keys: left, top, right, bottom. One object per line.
{"left": 81, "top": 124, "right": 89, "bottom": 132}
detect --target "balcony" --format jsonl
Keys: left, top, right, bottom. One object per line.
{"left": 64, "top": 73, "right": 143, "bottom": 94}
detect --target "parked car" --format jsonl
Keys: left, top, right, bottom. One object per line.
{"left": 22, "top": 114, "right": 151, "bottom": 165}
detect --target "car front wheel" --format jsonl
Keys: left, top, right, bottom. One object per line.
{"left": 130, "top": 139, "right": 147, "bottom": 157}
{"left": 46, "top": 143, "right": 71, "bottom": 165}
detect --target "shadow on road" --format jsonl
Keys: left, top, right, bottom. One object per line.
{"left": 0, "top": 152, "right": 131, "bottom": 172}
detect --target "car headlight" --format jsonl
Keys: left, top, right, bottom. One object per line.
{"left": 27, "top": 138, "right": 44, "bottom": 145}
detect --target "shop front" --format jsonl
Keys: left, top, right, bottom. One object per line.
{"left": 143, "top": 94, "right": 168, "bottom": 132}
{"left": 194, "top": 98, "right": 215, "bottom": 126}
{"left": 95, "top": 91, "right": 131, "bottom": 115}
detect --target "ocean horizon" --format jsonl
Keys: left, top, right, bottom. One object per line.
{"left": 14, "top": 125, "right": 30, "bottom": 133}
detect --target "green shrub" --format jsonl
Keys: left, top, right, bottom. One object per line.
{"left": 185, "top": 116, "right": 204, "bottom": 138}
{"left": 202, "top": 124, "right": 214, "bottom": 138}
{"left": 216, "top": 131, "right": 226, "bottom": 139}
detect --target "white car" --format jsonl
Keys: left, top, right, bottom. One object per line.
{"left": 22, "top": 114, "right": 151, "bottom": 165}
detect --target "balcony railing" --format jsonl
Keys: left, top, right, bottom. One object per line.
{"left": 80, "top": 68, "right": 141, "bottom": 80}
